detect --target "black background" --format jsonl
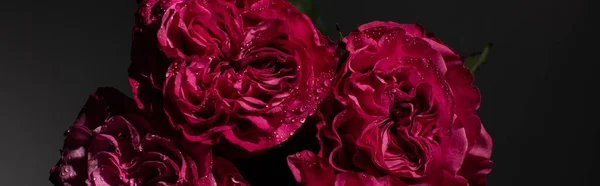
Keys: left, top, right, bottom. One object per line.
{"left": 1, "top": 0, "right": 598, "bottom": 185}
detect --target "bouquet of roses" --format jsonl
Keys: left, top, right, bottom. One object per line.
{"left": 49, "top": 0, "right": 493, "bottom": 185}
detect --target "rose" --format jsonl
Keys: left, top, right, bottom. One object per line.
{"left": 48, "top": 87, "right": 214, "bottom": 185}
{"left": 129, "top": 0, "right": 339, "bottom": 152}
{"left": 49, "top": 87, "right": 248, "bottom": 186}
{"left": 314, "top": 22, "right": 492, "bottom": 185}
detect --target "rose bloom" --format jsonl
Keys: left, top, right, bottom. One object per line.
{"left": 49, "top": 87, "right": 247, "bottom": 186}
{"left": 129, "top": 0, "right": 338, "bottom": 152}
{"left": 309, "top": 22, "right": 493, "bottom": 185}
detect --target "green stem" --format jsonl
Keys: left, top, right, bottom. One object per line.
{"left": 336, "top": 23, "right": 343, "bottom": 41}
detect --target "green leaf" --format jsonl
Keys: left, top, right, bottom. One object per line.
{"left": 288, "top": 0, "right": 318, "bottom": 20}
{"left": 336, "top": 23, "right": 343, "bottom": 42}
{"left": 288, "top": 0, "right": 328, "bottom": 34}
{"left": 464, "top": 43, "right": 493, "bottom": 73}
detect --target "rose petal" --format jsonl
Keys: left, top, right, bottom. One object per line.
{"left": 287, "top": 150, "right": 335, "bottom": 186}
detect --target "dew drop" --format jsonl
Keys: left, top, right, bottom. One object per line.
{"left": 316, "top": 88, "right": 324, "bottom": 93}
{"left": 323, "top": 79, "right": 331, "bottom": 87}
{"left": 299, "top": 106, "right": 307, "bottom": 112}
{"left": 299, "top": 117, "right": 306, "bottom": 123}
{"left": 231, "top": 176, "right": 242, "bottom": 184}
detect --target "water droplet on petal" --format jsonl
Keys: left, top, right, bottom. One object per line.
{"left": 323, "top": 79, "right": 331, "bottom": 87}
{"left": 231, "top": 176, "right": 242, "bottom": 183}
{"left": 310, "top": 109, "right": 317, "bottom": 115}
{"left": 299, "top": 106, "right": 307, "bottom": 112}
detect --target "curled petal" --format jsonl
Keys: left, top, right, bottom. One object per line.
{"left": 213, "top": 157, "right": 249, "bottom": 186}
{"left": 287, "top": 150, "right": 335, "bottom": 186}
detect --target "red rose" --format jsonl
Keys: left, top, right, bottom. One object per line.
{"left": 315, "top": 21, "right": 492, "bottom": 185}
{"left": 129, "top": 0, "right": 338, "bottom": 152}
{"left": 49, "top": 87, "right": 248, "bottom": 186}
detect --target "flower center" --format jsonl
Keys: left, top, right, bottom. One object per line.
{"left": 381, "top": 83, "right": 438, "bottom": 177}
